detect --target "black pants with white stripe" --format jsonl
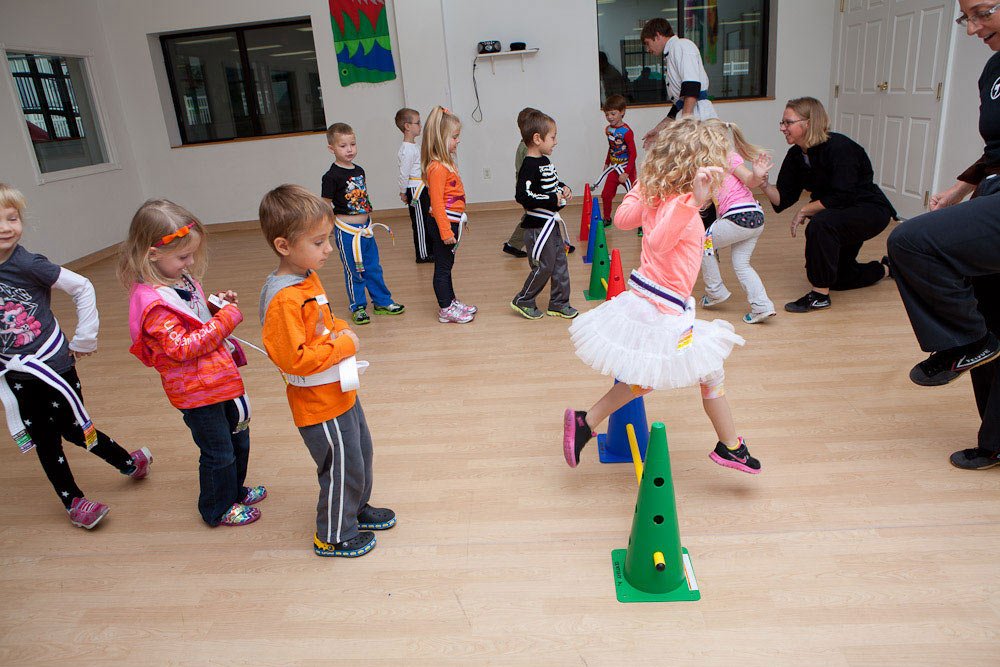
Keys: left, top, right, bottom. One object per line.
{"left": 297, "top": 400, "right": 373, "bottom": 545}
{"left": 513, "top": 226, "right": 571, "bottom": 311}
{"left": 406, "top": 188, "right": 434, "bottom": 261}
{"left": 12, "top": 366, "right": 133, "bottom": 508}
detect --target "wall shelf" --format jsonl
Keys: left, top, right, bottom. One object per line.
{"left": 475, "top": 48, "right": 539, "bottom": 74}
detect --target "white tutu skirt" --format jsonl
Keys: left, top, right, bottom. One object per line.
{"left": 569, "top": 292, "right": 745, "bottom": 390}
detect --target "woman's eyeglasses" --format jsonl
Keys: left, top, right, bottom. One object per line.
{"left": 956, "top": 4, "right": 1000, "bottom": 26}
{"left": 779, "top": 119, "right": 806, "bottom": 128}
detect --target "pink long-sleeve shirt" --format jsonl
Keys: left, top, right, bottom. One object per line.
{"left": 614, "top": 187, "right": 703, "bottom": 314}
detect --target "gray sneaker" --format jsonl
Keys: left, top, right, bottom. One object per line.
{"left": 510, "top": 301, "right": 543, "bottom": 320}
{"left": 546, "top": 305, "right": 579, "bottom": 319}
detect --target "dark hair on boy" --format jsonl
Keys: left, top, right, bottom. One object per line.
{"left": 520, "top": 110, "right": 555, "bottom": 146}
{"left": 259, "top": 184, "right": 331, "bottom": 255}
{"left": 394, "top": 107, "right": 418, "bottom": 132}
{"left": 326, "top": 122, "right": 354, "bottom": 145}
{"left": 640, "top": 17, "right": 674, "bottom": 42}
{"left": 516, "top": 106, "right": 540, "bottom": 131}
{"left": 602, "top": 94, "right": 627, "bottom": 113}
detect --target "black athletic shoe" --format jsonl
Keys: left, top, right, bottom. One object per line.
{"left": 563, "top": 409, "right": 594, "bottom": 468}
{"left": 502, "top": 242, "right": 528, "bottom": 258}
{"left": 909, "top": 333, "right": 1000, "bottom": 386}
{"left": 358, "top": 504, "right": 396, "bottom": 530}
{"left": 881, "top": 255, "right": 893, "bottom": 279}
{"left": 313, "top": 531, "right": 376, "bottom": 557}
{"left": 708, "top": 437, "right": 761, "bottom": 474}
{"left": 784, "top": 290, "right": 831, "bottom": 313}
{"left": 950, "top": 447, "right": 1000, "bottom": 470}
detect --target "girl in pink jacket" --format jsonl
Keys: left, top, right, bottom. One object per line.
{"left": 564, "top": 119, "right": 761, "bottom": 474}
{"left": 120, "top": 200, "right": 265, "bottom": 527}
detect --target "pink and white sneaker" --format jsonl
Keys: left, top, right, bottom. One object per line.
{"left": 68, "top": 497, "right": 110, "bottom": 529}
{"left": 452, "top": 299, "right": 478, "bottom": 315}
{"left": 126, "top": 447, "right": 153, "bottom": 479}
{"left": 438, "top": 302, "right": 474, "bottom": 324}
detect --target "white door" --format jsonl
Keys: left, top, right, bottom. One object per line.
{"left": 831, "top": 0, "right": 953, "bottom": 219}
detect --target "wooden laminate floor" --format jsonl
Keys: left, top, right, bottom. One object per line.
{"left": 1, "top": 202, "right": 998, "bottom": 666}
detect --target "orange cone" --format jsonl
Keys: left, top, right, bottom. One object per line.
{"left": 605, "top": 248, "right": 625, "bottom": 300}
{"left": 579, "top": 184, "right": 592, "bottom": 242}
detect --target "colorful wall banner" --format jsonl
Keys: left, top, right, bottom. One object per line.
{"left": 329, "top": 0, "right": 396, "bottom": 86}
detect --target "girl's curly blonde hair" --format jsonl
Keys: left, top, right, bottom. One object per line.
{"left": 638, "top": 118, "right": 730, "bottom": 205}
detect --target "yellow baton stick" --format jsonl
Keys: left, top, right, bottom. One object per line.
{"left": 626, "top": 423, "right": 643, "bottom": 484}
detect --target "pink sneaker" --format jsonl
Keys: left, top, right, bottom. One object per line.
{"left": 126, "top": 447, "right": 153, "bottom": 479}
{"left": 438, "top": 302, "right": 474, "bottom": 324}
{"left": 452, "top": 299, "right": 478, "bottom": 315}
{"left": 68, "top": 497, "right": 110, "bottom": 529}
{"left": 217, "top": 503, "right": 261, "bottom": 526}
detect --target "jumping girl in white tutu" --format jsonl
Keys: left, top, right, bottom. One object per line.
{"left": 563, "top": 119, "right": 761, "bottom": 474}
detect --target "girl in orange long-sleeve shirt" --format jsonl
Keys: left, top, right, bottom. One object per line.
{"left": 421, "top": 106, "right": 477, "bottom": 324}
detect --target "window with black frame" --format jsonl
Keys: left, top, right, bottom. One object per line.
{"left": 6, "top": 51, "right": 109, "bottom": 173}
{"left": 596, "top": 0, "right": 769, "bottom": 106}
{"left": 161, "top": 19, "right": 325, "bottom": 145}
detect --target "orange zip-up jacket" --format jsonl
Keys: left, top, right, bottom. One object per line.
{"left": 425, "top": 161, "right": 466, "bottom": 241}
{"left": 261, "top": 272, "right": 358, "bottom": 427}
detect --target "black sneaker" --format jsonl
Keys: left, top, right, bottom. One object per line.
{"left": 373, "top": 302, "right": 405, "bottom": 315}
{"left": 881, "top": 255, "right": 893, "bottom": 279}
{"left": 358, "top": 504, "right": 396, "bottom": 530}
{"left": 313, "top": 531, "right": 376, "bottom": 557}
{"left": 784, "top": 290, "right": 831, "bottom": 313}
{"left": 950, "top": 447, "right": 1000, "bottom": 470}
{"left": 351, "top": 307, "right": 371, "bottom": 325}
{"left": 708, "top": 437, "right": 761, "bottom": 474}
{"left": 502, "top": 242, "right": 528, "bottom": 258}
{"left": 909, "top": 333, "right": 1000, "bottom": 386}
{"left": 563, "top": 409, "right": 594, "bottom": 468}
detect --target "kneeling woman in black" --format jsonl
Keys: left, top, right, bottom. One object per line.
{"left": 759, "top": 97, "right": 893, "bottom": 313}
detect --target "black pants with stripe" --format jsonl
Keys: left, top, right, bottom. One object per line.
{"left": 406, "top": 188, "right": 434, "bottom": 261}
{"left": 12, "top": 366, "right": 133, "bottom": 507}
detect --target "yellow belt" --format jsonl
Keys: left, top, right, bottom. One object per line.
{"left": 334, "top": 216, "right": 394, "bottom": 273}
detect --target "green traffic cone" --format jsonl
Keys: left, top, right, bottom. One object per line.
{"left": 611, "top": 422, "right": 700, "bottom": 603}
{"left": 583, "top": 222, "right": 610, "bottom": 301}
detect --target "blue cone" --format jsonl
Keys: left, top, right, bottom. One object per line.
{"left": 597, "top": 380, "right": 649, "bottom": 463}
{"left": 584, "top": 198, "right": 601, "bottom": 264}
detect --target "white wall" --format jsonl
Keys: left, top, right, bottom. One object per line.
{"left": 97, "top": 0, "right": 406, "bottom": 226}
{"left": 441, "top": 0, "right": 838, "bottom": 206}
{"left": 936, "top": 27, "right": 992, "bottom": 191}
{"left": 0, "top": 0, "right": 143, "bottom": 264}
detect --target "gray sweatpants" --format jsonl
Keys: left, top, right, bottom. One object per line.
{"left": 298, "top": 400, "right": 373, "bottom": 545}
{"left": 513, "top": 226, "right": 571, "bottom": 310}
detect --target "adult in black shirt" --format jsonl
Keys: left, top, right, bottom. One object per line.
{"left": 759, "top": 97, "right": 894, "bottom": 313}
{"left": 886, "top": 0, "right": 1000, "bottom": 470}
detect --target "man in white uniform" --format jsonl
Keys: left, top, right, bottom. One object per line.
{"left": 640, "top": 17, "right": 718, "bottom": 150}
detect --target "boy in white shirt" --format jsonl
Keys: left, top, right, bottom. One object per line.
{"left": 395, "top": 108, "right": 434, "bottom": 263}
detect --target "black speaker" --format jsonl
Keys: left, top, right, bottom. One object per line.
{"left": 509, "top": 42, "right": 526, "bottom": 51}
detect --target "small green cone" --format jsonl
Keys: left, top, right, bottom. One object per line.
{"left": 611, "top": 422, "right": 700, "bottom": 602}
{"left": 583, "top": 222, "right": 610, "bottom": 301}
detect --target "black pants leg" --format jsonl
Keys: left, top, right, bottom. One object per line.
{"left": 804, "top": 205, "right": 891, "bottom": 290}
{"left": 13, "top": 367, "right": 133, "bottom": 507}
{"left": 428, "top": 222, "right": 458, "bottom": 308}
{"left": 886, "top": 180, "right": 1000, "bottom": 351}
{"left": 972, "top": 274, "right": 1000, "bottom": 453}
{"left": 406, "top": 189, "right": 434, "bottom": 261}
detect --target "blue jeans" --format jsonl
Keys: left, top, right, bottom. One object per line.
{"left": 180, "top": 400, "right": 251, "bottom": 525}
{"left": 334, "top": 220, "right": 394, "bottom": 312}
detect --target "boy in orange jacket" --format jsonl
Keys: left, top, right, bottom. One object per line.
{"left": 258, "top": 184, "right": 395, "bottom": 557}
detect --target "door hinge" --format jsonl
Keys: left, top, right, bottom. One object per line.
{"left": 834, "top": 84, "right": 840, "bottom": 98}
{"left": 923, "top": 191, "right": 930, "bottom": 207}
{"left": 936, "top": 82, "right": 943, "bottom": 101}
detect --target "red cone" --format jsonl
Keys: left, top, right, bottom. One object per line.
{"left": 579, "top": 183, "right": 592, "bottom": 242}
{"left": 605, "top": 248, "right": 625, "bottom": 300}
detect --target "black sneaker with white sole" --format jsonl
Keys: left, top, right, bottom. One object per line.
{"left": 909, "top": 333, "right": 1000, "bottom": 387}
{"left": 784, "top": 291, "right": 831, "bottom": 313}
{"left": 950, "top": 447, "right": 1000, "bottom": 470}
